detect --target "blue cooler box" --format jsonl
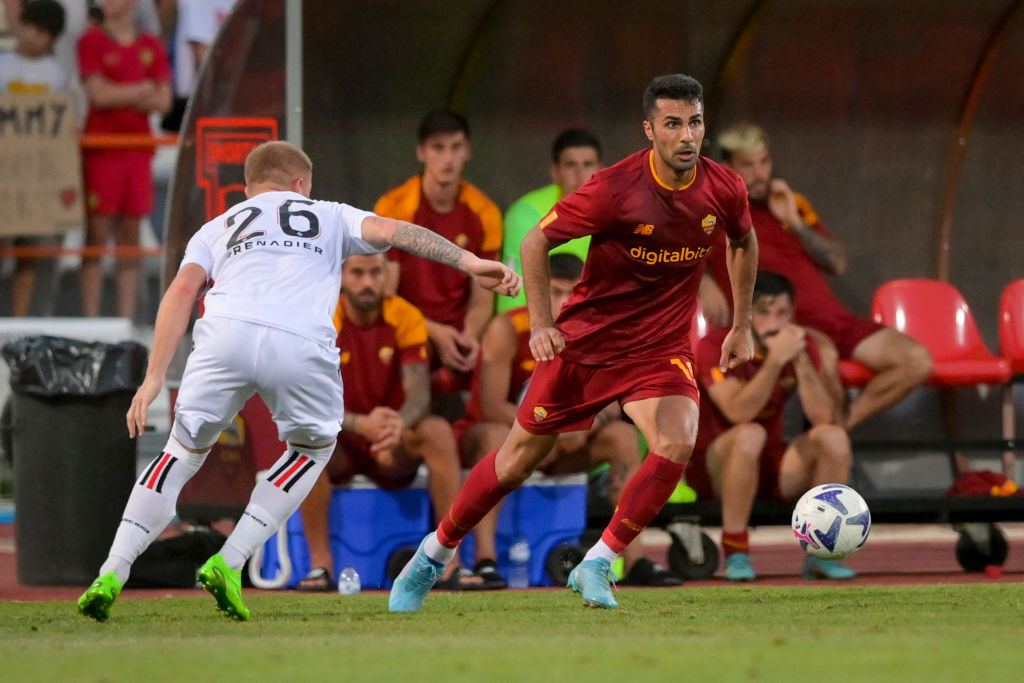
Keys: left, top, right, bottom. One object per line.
{"left": 256, "top": 471, "right": 586, "bottom": 589}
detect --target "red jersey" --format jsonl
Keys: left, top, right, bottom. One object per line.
{"left": 540, "top": 150, "right": 751, "bottom": 364}
{"left": 375, "top": 175, "right": 502, "bottom": 329}
{"left": 706, "top": 194, "right": 860, "bottom": 341}
{"left": 333, "top": 295, "right": 428, "bottom": 415}
{"left": 77, "top": 26, "right": 171, "bottom": 135}
{"left": 694, "top": 325, "right": 822, "bottom": 454}
{"left": 465, "top": 306, "right": 535, "bottom": 422}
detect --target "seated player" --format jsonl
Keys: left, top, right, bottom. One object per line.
{"left": 374, "top": 110, "right": 503, "bottom": 412}
{"left": 689, "top": 271, "right": 856, "bottom": 581}
{"left": 457, "top": 253, "right": 683, "bottom": 588}
{"left": 297, "top": 253, "right": 480, "bottom": 590}
{"left": 704, "top": 123, "right": 932, "bottom": 430}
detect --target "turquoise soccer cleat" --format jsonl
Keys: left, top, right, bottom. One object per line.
{"left": 724, "top": 552, "right": 757, "bottom": 582}
{"left": 389, "top": 533, "right": 446, "bottom": 612}
{"left": 197, "top": 553, "right": 251, "bottom": 621}
{"left": 803, "top": 556, "right": 857, "bottom": 580}
{"left": 77, "top": 572, "right": 123, "bottom": 622}
{"left": 567, "top": 558, "right": 618, "bottom": 609}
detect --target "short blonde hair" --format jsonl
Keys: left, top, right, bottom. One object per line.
{"left": 717, "top": 123, "right": 768, "bottom": 162}
{"left": 244, "top": 141, "right": 313, "bottom": 187}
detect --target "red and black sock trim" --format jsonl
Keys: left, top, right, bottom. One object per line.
{"left": 139, "top": 452, "right": 177, "bottom": 493}
{"left": 267, "top": 450, "right": 315, "bottom": 492}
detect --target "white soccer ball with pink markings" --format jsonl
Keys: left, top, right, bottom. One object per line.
{"left": 791, "top": 483, "right": 871, "bottom": 560}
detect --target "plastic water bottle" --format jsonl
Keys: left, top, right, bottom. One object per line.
{"left": 337, "top": 565, "right": 361, "bottom": 594}
{"left": 508, "top": 537, "right": 531, "bottom": 588}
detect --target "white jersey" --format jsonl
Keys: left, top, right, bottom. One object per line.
{"left": 0, "top": 52, "right": 68, "bottom": 93}
{"left": 181, "top": 190, "right": 384, "bottom": 346}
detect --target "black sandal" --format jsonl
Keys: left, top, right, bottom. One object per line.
{"left": 434, "top": 566, "right": 487, "bottom": 591}
{"left": 472, "top": 559, "right": 508, "bottom": 590}
{"left": 295, "top": 567, "right": 335, "bottom": 592}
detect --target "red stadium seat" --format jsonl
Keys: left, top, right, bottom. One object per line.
{"left": 999, "top": 279, "right": 1024, "bottom": 376}
{"left": 838, "top": 359, "right": 874, "bottom": 388}
{"left": 871, "top": 279, "right": 1011, "bottom": 386}
{"left": 998, "top": 279, "right": 1024, "bottom": 477}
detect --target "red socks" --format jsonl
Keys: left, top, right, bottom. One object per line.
{"left": 600, "top": 453, "right": 686, "bottom": 553}
{"left": 721, "top": 530, "right": 750, "bottom": 557}
{"left": 437, "top": 451, "right": 515, "bottom": 548}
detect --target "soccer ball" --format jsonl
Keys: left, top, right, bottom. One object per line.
{"left": 791, "top": 483, "right": 871, "bottom": 560}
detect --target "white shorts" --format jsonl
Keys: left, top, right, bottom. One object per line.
{"left": 172, "top": 316, "right": 344, "bottom": 449}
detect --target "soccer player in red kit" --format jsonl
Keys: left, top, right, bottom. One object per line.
{"left": 390, "top": 74, "right": 759, "bottom": 611}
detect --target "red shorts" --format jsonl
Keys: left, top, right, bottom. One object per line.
{"left": 687, "top": 439, "right": 787, "bottom": 501}
{"left": 324, "top": 432, "right": 419, "bottom": 490}
{"left": 813, "top": 313, "right": 885, "bottom": 359}
{"left": 82, "top": 149, "right": 154, "bottom": 216}
{"left": 516, "top": 354, "right": 700, "bottom": 435}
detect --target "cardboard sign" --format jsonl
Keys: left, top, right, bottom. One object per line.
{"left": 0, "top": 93, "right": 82, "bottom": 236}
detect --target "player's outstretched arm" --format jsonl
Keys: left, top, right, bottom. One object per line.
{"left": 361, "top": 216, "right": 521, "bottom": 297}
{"left": 126, "top": 264, "right": 208, "bottom": 438}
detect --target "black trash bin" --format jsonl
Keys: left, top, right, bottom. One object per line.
{"left": 2, "top": 335, "right": 147, "bottom": 585}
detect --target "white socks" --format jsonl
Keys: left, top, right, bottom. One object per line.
{"left": 583, "top": 540, "right": 619, "bottom": 564}
{"left": 219, "top": 443, "right": 334, "bottom": 570}
{"left": 424, "top": 533, "right": 456, "bottom": 565}
{"left": 99, "top": 439, "right": 208, "bottom": 584}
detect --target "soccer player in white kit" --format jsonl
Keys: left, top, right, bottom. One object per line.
{"left": 78, "top": 141, "right": 520, "bottom": 621}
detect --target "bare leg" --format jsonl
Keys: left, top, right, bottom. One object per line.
{"left": 777, "top": 424, "right": 852, "bottom": 500}
{"left": 847, "top": 328, "right": 932, "bottom": 430}
{"left": 461, "top": 421, "right": 511, "bottom": 563}
{"left": 297, "top": 471, "right": 334, "bottom": 575}
{"left": 706, "top": 423, "right": 768, "bottom": 535}
{"left": 11, "top": 258, "right": 37, "bottom": 316}
{"left": 404, "top": 416, "right": 466, "bottom": 577}
{"left": 81, "top": 214, "right": 113, "bottom": 317}
{"left": 114, "top": 216, "right": 142, "bottom": 321}
{"left": 410, "top": 416, "right": 462, "bottom": 531}
{"left": 585, "top": 421, "right": 644, "bottom": 569}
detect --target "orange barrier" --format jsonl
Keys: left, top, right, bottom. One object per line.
{"left": 79, "top": 133, "right": 179, "bottom": 150}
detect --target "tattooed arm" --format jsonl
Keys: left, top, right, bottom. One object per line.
{"left": 360, "top": 216, "right": 521, "bottom": 297}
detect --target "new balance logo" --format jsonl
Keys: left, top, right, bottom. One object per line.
{"left": 138, "top": 452, "right": 177, "bottom": 494}
{"left": 634, "top": 223, "right": 655, "bottom": 235}
{"left": 267, "top": 450, "right": 315, "bottom": 492}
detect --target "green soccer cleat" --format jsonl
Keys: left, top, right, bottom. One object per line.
{"left": 197, "top": 553, "right": 250, "bottom": 621}
{"left": 567, "top": 558, "right": 618, "bottom": 609}
{"left": 78, "top": 572, "right": 123, "bottom": 622}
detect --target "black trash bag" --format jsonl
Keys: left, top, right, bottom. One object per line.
{"left": 127, "top": 528, "right": 228, "bottom": 588}
{"left": 2, "top": 335, "right": 147, "bottom": 398}
{"left": 2, "top": 335, "right": 147, "bottom": 586}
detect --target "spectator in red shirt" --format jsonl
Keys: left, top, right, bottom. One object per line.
{"left": 703, "top": 123, "right": 932, "bottom": 430}
{"left": 77, "top": 0, "right": 171, "bottom": 320}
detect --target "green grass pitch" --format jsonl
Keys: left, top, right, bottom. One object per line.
{"left": 3, "top": 584, "right": 1024, "bottom": 681}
